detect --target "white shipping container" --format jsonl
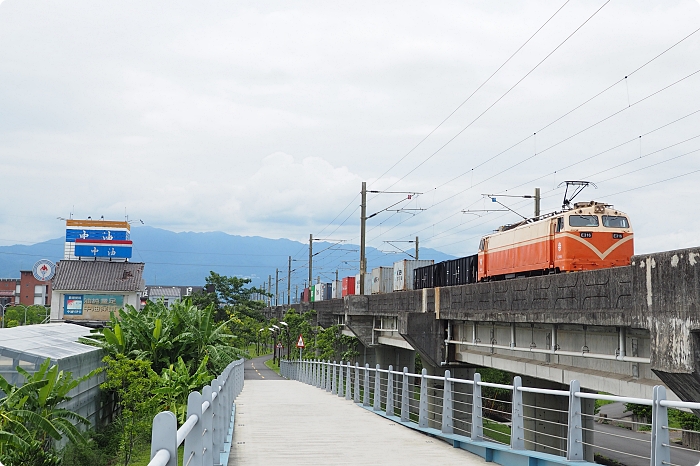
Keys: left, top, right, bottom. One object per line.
{"left": 354, "top": 273, "right": 372, "bottom": 295}
{"left": 314, "top": 283, "right": 324, "bottom": 301}
{"left": 393, "top": 260, "right": 435, "bottom": 291}
{"left": 371, "top": 267, "right": 393, "bottom": 294}
{"left": 331, "top": 280, "right": 342, "bottom": 299}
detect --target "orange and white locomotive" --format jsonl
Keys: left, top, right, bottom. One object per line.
{"left": 477, "top": 201, "right": 633, "bottom": 280}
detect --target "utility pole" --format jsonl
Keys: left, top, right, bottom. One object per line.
{"left": 268, "top": 275, "right": 272, "bottom": 307}
{"left": 308, "top": 234, "right": 313, "bottom": 289}
{"left": 287, "top": 256, "right": 291, "bottom": 306}
{"left": 415, "top": 236, "right": 419, "bottom": 260}
{"left": 275, "top": 268, "right": 279, "bottom": 306}
{"left": 360, "top": 181, "right": 367, "bottom": 295}
{"left": 534, "top": 187, "right": 541, "bottom": 218}
{"left": 295, "top": 285, "right": 298, "bottom": 304}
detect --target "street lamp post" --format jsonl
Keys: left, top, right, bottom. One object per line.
{"left": 280, "top": 321, "right": 289, "bottom": 360}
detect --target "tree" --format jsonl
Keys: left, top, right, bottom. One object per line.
{"left": 0, "top": 358, "right": 96, "bottom": 466}
{"left": 192, "top": 272, "right": 267, "bottom": 321}
{"left": 100, "top": 355, "right": 159, "bottom": 466}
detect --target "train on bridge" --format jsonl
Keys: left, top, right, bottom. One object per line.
{"left": 302, "top": 199, "right": 633, "bottom": 301}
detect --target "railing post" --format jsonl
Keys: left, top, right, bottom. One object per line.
{"left": 184, "top": 392, "right": 204, "bottom": 466}
{"left": 202, "top": 385, "right": 213, "bottom": 465}
{"left": 441, "top": 369, "right": 453, "bottom": 434}
{"left": 651, "top": 385, "right": 670, "bottom": 466}
{"left": 419, "top": 368, "right": 428, "bottom": 428}
{"left": 511, "top": 376, "right": 525, "bottom": 450}
{"left": 338, "top": 361, "right": 344, "bottom": 397}
{"left": 354, "top": 363, "right": 360, "bottom": 403}
{"left": 331, "top": 361, "right": 337, "bottom": 394}
{"left": 471, "top": 372, "right": 482, "bottom": 442}
{"left": 345, "top": 362, "right": 352, "bottom": 400}
{"left": 150, "top": 411, "right": 177, "bottom": 466}
{"left": 373, "top": 364, "right": 381, "bottom": 411}
{"left": 401, "top": 367, "right": 409, "bottom": 422}
{"left": 325, "top": 361, "right": 331, "bottom": 392}
{"left": 211, "top": 378, "right": 223, "bottom": 464}
{"left": 363, "top": 364, "right": 370, "bottom": 406}
{"left": 386, "top": 365, "right": 394, "bottom": 416}
{"left": 567, "top": 379, "right": 584, "bottom": 460}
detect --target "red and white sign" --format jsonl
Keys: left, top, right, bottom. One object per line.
{"left": 276, "top": 342, "right": 283, "bottom": 349}
{"left": 296, "top": 334, "right": 305, "bottom": 348}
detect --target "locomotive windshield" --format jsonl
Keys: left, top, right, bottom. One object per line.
{"left": 602, "top": 215, "right": 629, "bottom": 228}
{"left": 569, "top": 215, "right": 599, "bottom": 227}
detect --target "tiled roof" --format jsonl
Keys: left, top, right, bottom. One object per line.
{"left": 52, "top": 260, "right": 144, "bottom": 292}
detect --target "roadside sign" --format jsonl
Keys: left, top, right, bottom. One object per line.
{"left": 32, "top": 259, "right": 56, "bottom": 281}
{"left": 296, "top": 334, "right": 305, "bottom": 348}
{"left": 276, "top": 342, "right": 283, "bottom": 349}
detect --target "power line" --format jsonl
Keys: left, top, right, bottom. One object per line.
{"left": 369, "top": 0, "right": 572, "bottom": 189}
{"left": 376, "top": 0, "right": 612, "bottom": 194}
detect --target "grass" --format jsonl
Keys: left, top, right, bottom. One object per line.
{"left": 130, "top": 444, "right": 184, "bottom": 466}
{"left": 246, "top": 343, "right": 272, "bottom": 358}
{"left": 264, "top": 358, "right": 280, "bottom": 374}
{"left": 483, "top": 419, "right": 511, "bottom": 445}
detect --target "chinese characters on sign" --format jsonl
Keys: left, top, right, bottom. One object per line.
{"left": 63, "top": 294, "right": 124, "bottom": 320}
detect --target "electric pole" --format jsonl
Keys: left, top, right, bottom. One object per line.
{"left": 268, "top": 275, "right": 272, "bottom": 307}
{"left": 308, "top": 234, "right": 313, "bottom": 289}
{"left": 275, "top": 268, "right": 279, "bottom": 306}
{"left": 360, "top": 181, "right": 367, "bottom": 295}
{"left": 534, "top": 187, "right": 541, "bottom": 218}
{"left": 287, "top": 256, "right": 291, "bottom": 306}
{"left": 415, "top": 236, "right": 419, "bottom": 260}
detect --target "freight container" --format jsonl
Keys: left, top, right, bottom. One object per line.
{"left": 414, "top": 263, "right": 437, "bottom": 290}
{"left": 302, "top": 287, "right": 310, "bottom": 303}
{"left": 371, "top": 267, "right": 393, "bottom": 294}
{"left": 314, "top": 283, "right": 324, "bottom": 302}
{"left": 342, "top": 276, "right": 356, "bottom": 297}
{"left": 394, "top": 259, "right": 434, "bottom": 291}
{"left": 310, "top": 284, "right": 316, "bottom": 302}
{"left": 444, "top": 255, "right": 478, "bottom": 286}
{"left": 331, "top": 280, "right": 342, "bottom": 299}
{"left": 354, "top": 273, "right": 372, "bottom": 295}
{"left": 324, "top": 283, "right": 333, "bottom": 301}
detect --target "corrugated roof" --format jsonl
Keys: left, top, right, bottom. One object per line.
{"left": 148, "top": 287, "right": 181, "bottom": 298}
{"left": 0, "top": 323, "right": 100, "bottom": 360}
{"left": 52, "top": 260, "right": 144, "bottom": 292}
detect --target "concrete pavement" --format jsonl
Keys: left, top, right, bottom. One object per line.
{"left": 228, "top": 379, "right": 487, "bottom": 466}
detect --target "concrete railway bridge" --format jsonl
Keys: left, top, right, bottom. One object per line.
{"left": 146, "top": 246, "right": 700, "bottom": 466}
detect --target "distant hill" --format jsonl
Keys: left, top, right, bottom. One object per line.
{"left": 0, "top": 226, "right": 456, "bottom": 288}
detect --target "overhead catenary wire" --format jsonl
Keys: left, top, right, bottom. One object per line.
{"left": 375, "top": 0, "right": 612, "bottom": 194}
{"left": 365, "top": 66, "right": 700, "bottom": 246}
{"left": 369, "top": 0, "right": 572, "bottom": 190}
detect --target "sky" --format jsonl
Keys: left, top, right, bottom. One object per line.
{"left": 1, "top": 0, "right": 700, "bottom": 269}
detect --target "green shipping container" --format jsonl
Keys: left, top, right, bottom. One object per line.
{"left": 310, "top": 284, "right": 316, "bottom": 302}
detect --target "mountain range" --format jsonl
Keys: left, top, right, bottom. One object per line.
{"left": 0, "top": 226, "right": 456, "bottom": 289}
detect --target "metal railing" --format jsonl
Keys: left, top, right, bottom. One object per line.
{"left": 148, "top": 358, "right": 244, "bottom": 466}
{"left": 281, "top": 359, "right": 700, "bottom": 466}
